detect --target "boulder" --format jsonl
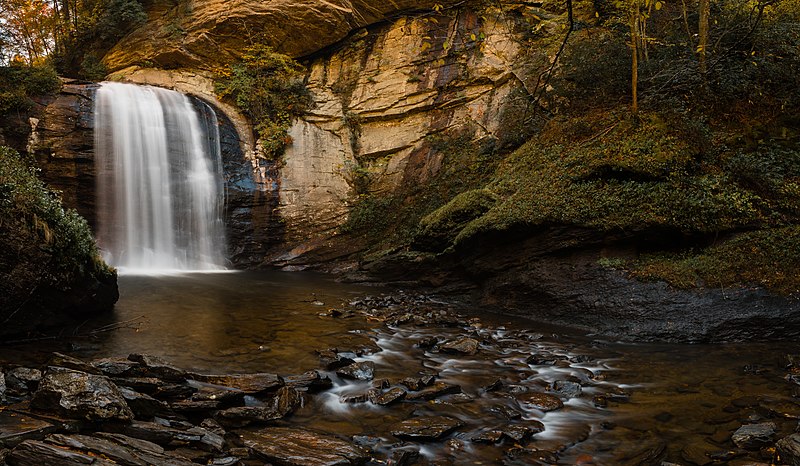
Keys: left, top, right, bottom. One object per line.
{"left": 731, "top": 422, "right": 776, "bottom": 450}
{"left": 30, "top": 367, "right": 133, "bottom": 422}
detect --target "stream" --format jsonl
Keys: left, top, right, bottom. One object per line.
{"left": 2, "top": 270, "right": 798, "bottom": 465}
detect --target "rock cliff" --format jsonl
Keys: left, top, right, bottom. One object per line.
{"left": 103, "top": 0, "right": 469, "bottom": 72}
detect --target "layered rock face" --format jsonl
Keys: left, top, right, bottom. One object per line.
{"left": 28, "top": 83, "right": 98, "bottom": 226}
{"left": 103, "top": 0, "right": 468, "bottom": 72}
{"left": 276, "top": 6, "right": 540, "bottom": 260}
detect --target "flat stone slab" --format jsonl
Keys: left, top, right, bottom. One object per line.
{"left": 190, "top": 373, "right": 283, "bottom": 395}
{"left": 405, "top": 382, "right": 461, "bottom": 401}
{"left": 45, "top": 433, "right": 196, "bottom": 466}
{"left": 241, "top": 428, "right": 368, "bottom": 466}
{"left": 374, "top": 387, "right": 406, "bottom": 406}
{"left": 7, "top": 439, "right": 116, "bottom": 465}
{"left": 0, "top": 411, "right": 56, "bottom": 448}
{"left": 390, "top": 416, "right": 463, "bottom": 441}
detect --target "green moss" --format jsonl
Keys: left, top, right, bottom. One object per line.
{"left": 454, "top": 112, "right": 769, "bottom": 245}
{"left": 0, "top": 63, "right": 61, "bottom": 113}
{"left": 0, "top": 146, "right": 114, "bottom": 281}
{"left": 414, "top": 189, "right": 497, "bottom": 251}
{"left": 214, "top": 44, "right": 310, "bottom": 160}
{"left": 631, "top": 226, "right": 800, "bottom": 295}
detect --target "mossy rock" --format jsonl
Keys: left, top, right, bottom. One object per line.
{"left": 412, "top": 189, "right": 497, "bottom": 252}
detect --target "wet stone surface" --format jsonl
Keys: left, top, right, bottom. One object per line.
{"left": 3, "top": 284, "right": 800, "bottom": 465}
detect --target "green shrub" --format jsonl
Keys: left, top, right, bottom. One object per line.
{"left": 0, "top": 146, "right": 113, "bottom": 280}
{"left": 215, "top": 44, "right": 310, "bottom": 160}
{"left": 0, "top": 63, "right": 61, "bottom": 112}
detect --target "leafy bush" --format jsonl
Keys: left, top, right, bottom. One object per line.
{"left": 215, "top": 44, "right": 310, "bottom": 160}
{"left": 0, "top": 146, "right": 113, "bottom": 280}
{"left": 0, "top": 63, "right": 61, "bottom": 113}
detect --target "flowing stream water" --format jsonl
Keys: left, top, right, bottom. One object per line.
{"left": 94, "top": 82, "right": 227, "bottom": 272}
{"left": 2, "top": 271, "right": 787, "bottom": 465}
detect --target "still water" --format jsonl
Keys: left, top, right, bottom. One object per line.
{"left": 7, "top": 271, "right": 799, "bottom": 464}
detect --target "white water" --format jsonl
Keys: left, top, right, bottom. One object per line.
{"left": 94, "top": 82, "right": 226, "bottom": 272}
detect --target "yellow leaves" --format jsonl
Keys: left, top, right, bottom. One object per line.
{"left": 420, "top": 41, "right": 432, "bottom": 53}
{"left": 655, "top": 1, "right": 663, "bottom": 9}
{"left": 470, "top": 33, "right": 477, "bottom": 41}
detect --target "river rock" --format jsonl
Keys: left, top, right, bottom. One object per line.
{"left": 777, "top": 433, "right": 800, "bottom": 465}
{"left": 127, "top": 354, "right": 187, "bottom": 382}
{"left": 400, "top": 374, "right": 436, "bottom": 391}
{"left": 7, "top": 439, "right": 116, "bottom": 465}
{"left": 317, "top": 349, "right": 356, "bottom": 370}
{"left": 118, "top": 387, "right": 169, "bottom": 419}
{"left": 214, "top": 387, "right": 301, "bottom": 428}
{"left": 440, "top": 338, "right": 480, "bottom": 355}
{"left": 0, "top": 371, "right": 5, "bottom": 400}
{"left": 389, "top": 446, "right": 420, "bottom": 466}
{"left": 44, "top": 433, "right": 196, "bottom": 465}
{"left": 391, "top": 416, "right": 463, "bottom": 441}
{"left": 336, "top": 362, "right": 375, "bottom": 381}
{"left": 5, "top": 368, "right": 42, "bottom": 394}
{"left": 47, "top": 354, "right": 101, "bottom": 376}
{"left": 92, "top": 358, "right": 140, "bottom": 377}
{"left": 241, "top": 428, "right": 368, "bottom": 466}
{"left": 0, "top": 411, "right": 56, "bottom": 448}
{"left": 517, "top": 392, "right": 564, "bottom": 412}
{"left": 30, "top": 367, "right": 133, "bottom": 422}
{"left": 731, "top": 422, "right": 776, "bottom": 450}
{"left": 105, "top": 420, "right": 222, "bottom": 451}
{"left": 406, "top": 382, "right": 461, "bottom": 401}
{"left": 551, "top": 380, "right": 582, "bottom": 399}
{"left": 191, "top": 373, "right": 282, "bottom": 395}
{"left": 503, "top": 424, "right": 539, "bottom": 442}
{"left": 374, "top": 387, "right": 407, "bottom": 406}
{"left": 285, "top": 371, "right": 333, "bottom": 393}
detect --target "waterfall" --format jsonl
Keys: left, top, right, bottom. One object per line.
{"left": 94, "top": 82, "right": 227, "bottom": 272}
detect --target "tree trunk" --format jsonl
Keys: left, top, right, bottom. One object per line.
{"left": 698, "top": 0, "right": 710, "bottom": 73}
{"left": 631, "top": 1, "right": 640, "bottom": 115}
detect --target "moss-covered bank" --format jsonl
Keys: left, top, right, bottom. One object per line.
{"left": 344, "top": 108, "right": 800, "bottom": 297}
{"left": 0, "top": 146, "right": 118, "bottom": 338}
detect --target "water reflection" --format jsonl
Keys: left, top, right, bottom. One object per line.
{"left": 2, "top": 270, "right": 796, "bottom": 464}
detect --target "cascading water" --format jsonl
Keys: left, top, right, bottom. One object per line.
{"left": 94, "top": 82, "right": 227, "bottom": 272}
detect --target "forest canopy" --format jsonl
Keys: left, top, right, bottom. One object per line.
{"left": 0, "top": 0, "right": 144, "bottom": 78}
